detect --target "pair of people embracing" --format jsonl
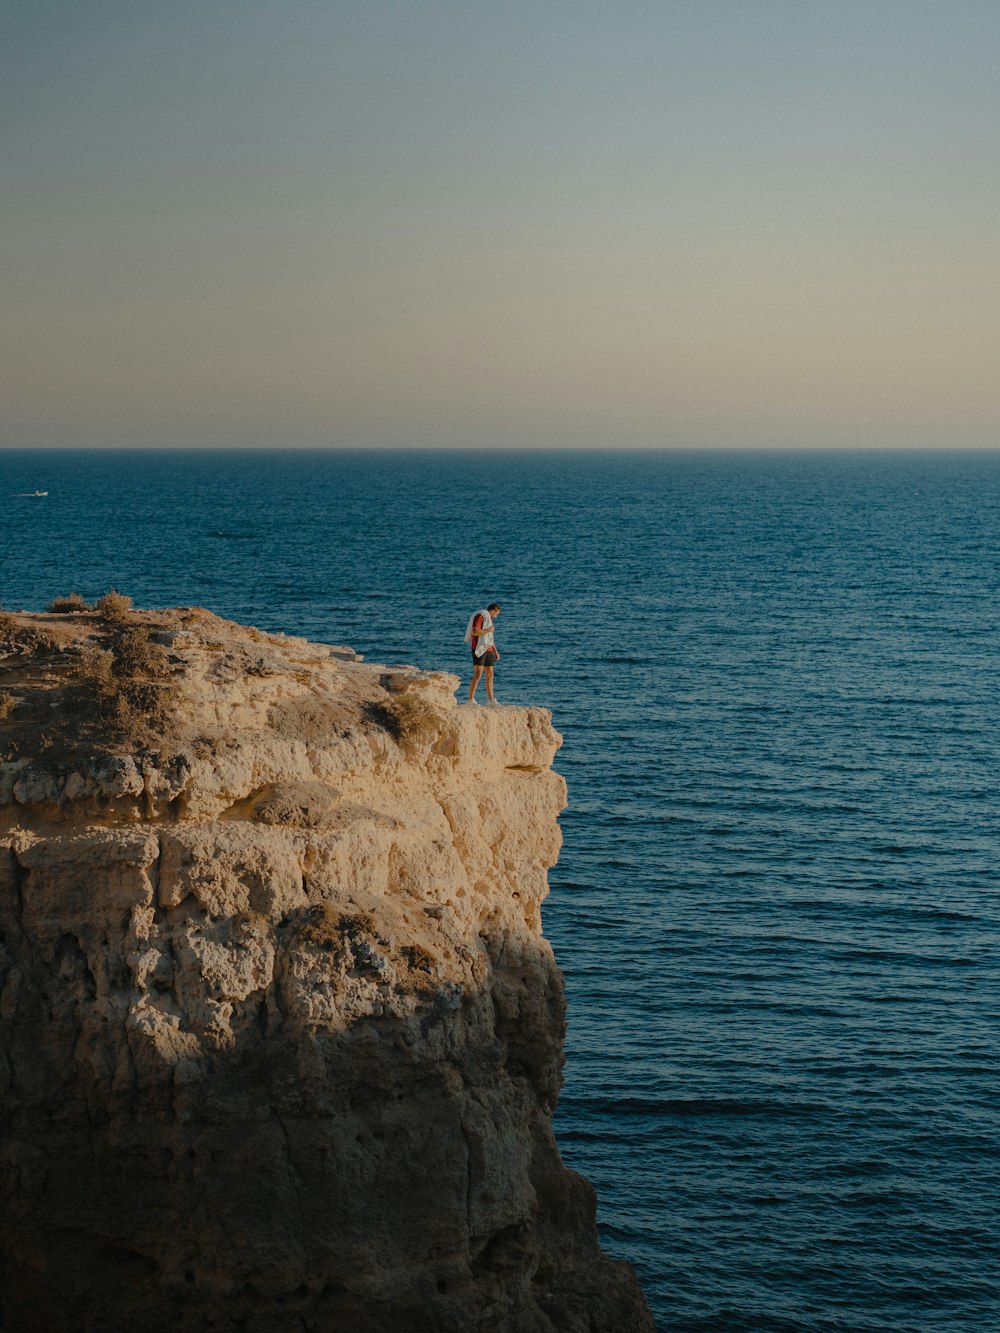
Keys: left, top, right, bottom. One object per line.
{"left": 464, "top": 602, "right": 501, "bottom": 704}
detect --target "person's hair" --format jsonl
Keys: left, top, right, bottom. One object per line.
{"left": 487, "top": 603, "right": 501, "bottom": 613}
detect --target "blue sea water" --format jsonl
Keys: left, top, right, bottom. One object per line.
{"left": 2, "top": 447, "right": 999, "bottom": 1332}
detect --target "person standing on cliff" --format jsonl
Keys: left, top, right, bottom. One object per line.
{"left": 464, "top": 603, "right": 501, "bottom": 704}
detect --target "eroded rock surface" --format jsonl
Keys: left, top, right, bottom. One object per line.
{"left": 0, "top": 607, "right": 653, "bottom": 1331}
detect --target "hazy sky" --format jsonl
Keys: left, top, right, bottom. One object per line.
{"left": 3, "top": 1, "right": 999, "bottom": 449}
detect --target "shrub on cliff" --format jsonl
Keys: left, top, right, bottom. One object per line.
{"left": 95, "top": 589, "right": 133, "bottom": 622}
{"left": 48, "top": 593, "right": 90, "bottom": 613}
{"left": 78, "top": 644, "right": 114, "bottom": 685}
{"left": 113, "top": 626, "right": 162, "bottom": 679}
{"left": 0, "top": 605, "right": 170, "bottom": 762}
{"left": 295, "top": 905, "right": 385, "bottom": 960}
{"left": 77, "top": 626, "right": 172, "bottom": 747}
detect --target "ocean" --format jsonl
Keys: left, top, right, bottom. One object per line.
{"left": 2, "top": 447, "right": 999, "bottom": 1332}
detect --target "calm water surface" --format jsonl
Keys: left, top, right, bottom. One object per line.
{"left": 2, "top": 448, "right": 999, "bottom": 1331}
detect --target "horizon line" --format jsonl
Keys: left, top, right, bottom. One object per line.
{"left": 2, "top": 443, "right": 1000, "bottom": 455}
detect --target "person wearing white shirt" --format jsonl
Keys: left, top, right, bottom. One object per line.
{"left": 464, "top": 602, "right": 502, "bottom": 704}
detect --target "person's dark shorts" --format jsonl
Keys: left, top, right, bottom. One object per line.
{"left": 473, "top": 649, "right": 499, "bottom": 667}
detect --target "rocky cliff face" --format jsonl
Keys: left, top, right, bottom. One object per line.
{"left": 0, "top": 607, "right": 653, "bottom": 1332}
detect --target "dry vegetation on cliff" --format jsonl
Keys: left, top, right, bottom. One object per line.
{"left": 0, "top": 598, "right": 175, "bottom": 760}
{"left": 0, "top": 598, "right": 463, "bottom": 792}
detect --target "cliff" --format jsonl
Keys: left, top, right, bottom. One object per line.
{"left": 0, "top": 605, "right": 653, "bottom": 1332}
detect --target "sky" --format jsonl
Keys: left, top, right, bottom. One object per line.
{"left": 2, "top": 0, "right": 999, "bottom": 450}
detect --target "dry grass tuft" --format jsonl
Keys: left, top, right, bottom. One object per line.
{"left": 78, "top": 645, "right": 114, "bottom": 685}
{"left": 297, "top": 903, "right": 346, "bottom": 950}
{"left": 47, "top": 593, "right": 90, "bottom": 613}
{"left": 296, "top": 905, "right": 379, "bottom": 951}
{"left": 0, "top": 600, "right": 174, "bottom": 761}
{"left": 76, "top": 625, "right": 172, "bottom": 747}
{"left": 95, "top": 589, "right": 133, "bottom": 621}
{"left": 113, "top": 626, "right": 161, "bottom": 677}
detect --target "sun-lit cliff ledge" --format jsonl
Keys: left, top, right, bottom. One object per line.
{"left": 0, "top": 605, "right": 653, "bottom": 1332}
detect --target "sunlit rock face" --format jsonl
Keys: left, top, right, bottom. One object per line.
{"left": 0, "top": 608, "right": 653, "bottom": 1332}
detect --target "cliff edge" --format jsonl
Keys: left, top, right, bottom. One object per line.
{"left": 0, "top": 605, "right": 653, "bottom": 1332}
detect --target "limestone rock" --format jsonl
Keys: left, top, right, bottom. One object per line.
{"left": 0, "top": 607, "right": 653, "bottom": 1332}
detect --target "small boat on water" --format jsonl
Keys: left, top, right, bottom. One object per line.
{"left": 14, "top": 490, "right": 48, "bottom": 497}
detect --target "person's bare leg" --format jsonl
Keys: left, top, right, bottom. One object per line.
{"left": 484, "top": 665, "right": 495, "bottom": 703}
{"left": 468, "top": 664, "right": 484, "bottom": 701}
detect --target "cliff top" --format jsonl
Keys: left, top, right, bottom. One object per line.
{"left": 0, "top": 597, "right": 560, "bottom": 828}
